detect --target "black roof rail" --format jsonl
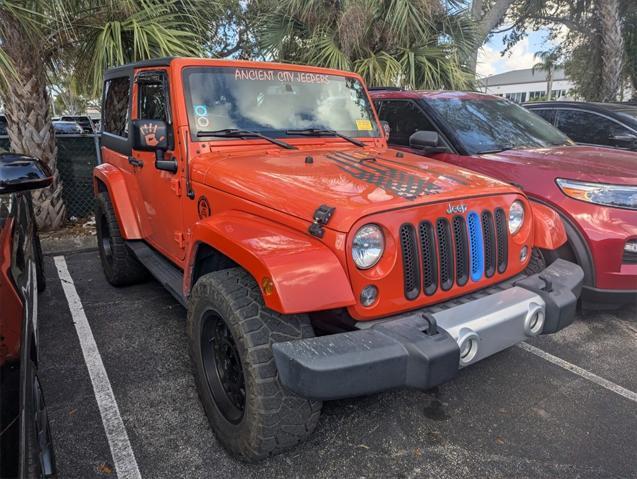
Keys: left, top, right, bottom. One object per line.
{"left": 368, "top": 86, "right": 404, "bottom": 91}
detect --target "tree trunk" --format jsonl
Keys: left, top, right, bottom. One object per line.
{"left": 467, "top": 0, "right": 517, "bottom": 75}
{"left": 598, "top": 0, "right": 624, "bottom": 101}
{"left": 0, "top": 12, "right": 66, "bottom": 230}
{"left": 547, "top": 69, "right": 553, "bottom": 99}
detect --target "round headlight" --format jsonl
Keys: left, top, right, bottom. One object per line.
{"left": 352, "top": 224, "right": 384, "bottom": 269}
{"left": 508, "top": 200, "right": 525, "bottom": 235}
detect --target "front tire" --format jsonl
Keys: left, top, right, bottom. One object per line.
{"left": 187, "top": 268, "right": 322, "bottom": 461}
{"left": 95, "top": 192, "right": 148, "bottom": 286}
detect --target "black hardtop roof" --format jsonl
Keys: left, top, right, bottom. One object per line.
{"left": 104, "top": 57, "right": 175, "bottom": 79}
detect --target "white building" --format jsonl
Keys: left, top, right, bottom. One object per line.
{"left": 479, "top": 67, "right": 575, "bottom": 103}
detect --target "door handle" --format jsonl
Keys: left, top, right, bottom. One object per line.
{"left": 128, "top": 156, "right": 144, "bottom": 168}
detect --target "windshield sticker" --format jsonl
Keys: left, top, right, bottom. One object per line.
{"left": 234, "top": 68, "right": 330, "bottom": 84}
{"left": 355, "top": 119, "right": 373, "bottom": 131}
{"left": 193, "top": 104, "right": 210, "bottom": 128}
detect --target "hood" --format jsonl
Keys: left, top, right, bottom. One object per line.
{"left": 479, "top": 145, "right": 637, "bottom": 185}
{"left": 191, "top": 146, "right": 517, "bottom": 232}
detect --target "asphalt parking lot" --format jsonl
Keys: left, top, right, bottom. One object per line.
{"left": 38, "top": 249, "right": 637, "bottom": 479}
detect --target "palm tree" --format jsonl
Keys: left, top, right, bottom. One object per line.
{"left": 0, "top": 1, "right": 212, "bottom": 230}
{"left": 532, "top": 50, "right": 561, "bottom": 100}
{"left": 257, "top": 0, "right": 477, "bottom": 90}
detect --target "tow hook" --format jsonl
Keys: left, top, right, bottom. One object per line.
{"left": 308, "top": 204, "right": 335, "bottom": 238}
{"left": 421, "top": 313, "right": 439, "bottom": 336}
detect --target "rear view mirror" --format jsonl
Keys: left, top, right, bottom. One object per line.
{"left": 0, "top": 153, "right": 52, "bottom": 194}
{"left": 132, "top": 119, "right": 168, "bottom": 151}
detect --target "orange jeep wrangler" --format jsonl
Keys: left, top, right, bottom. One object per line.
{"left": 94, "top": 57, "right": 583, "bottom": 461}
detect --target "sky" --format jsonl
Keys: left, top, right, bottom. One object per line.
{"left": 476, "top": 27, "right": 565, "bottom": 78}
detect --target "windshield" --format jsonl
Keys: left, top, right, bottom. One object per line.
{"left": 425, "top": 97, "right": 572, "bottom": 154}
{"left": 183, "top": 67, "right": 380, "bottom": 140}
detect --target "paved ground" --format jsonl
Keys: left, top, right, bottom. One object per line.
{"left": 38, "top": 249, "right": 637, "bottom": 479}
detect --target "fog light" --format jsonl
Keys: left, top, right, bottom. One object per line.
{"left": 457, "top": 329, "right": 479, "bottom": 365}
{"left": 524, "top": 302, "right": 545, "bottom": 336}
{"left": 360, "top": 285, "right": 378, "bottom": 307}
{"left": 520, "top": 245, "right": 528, "bottom": 262}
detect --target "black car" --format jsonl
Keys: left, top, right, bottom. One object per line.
{"left": 0, "top": 153, "right": 56, "bottom": 478}
{"left": 59, "top": 115, "right": 94, "bottom": 134}
{"left": 52, "top": 121, "right": 83, "bottom": 136}
{"left": 525, "top": 101, "right": 637, "bottom": 151}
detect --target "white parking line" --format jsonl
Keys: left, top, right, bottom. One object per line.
{"left": 518, "top": 342, "right": 637, "bottom": 403}
{"left": 54, "top": 256, "right": 141, "bottom": 479}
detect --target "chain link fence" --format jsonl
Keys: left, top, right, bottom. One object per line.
{"left": 0, "top": 134, "right": 100, "bottom": 221}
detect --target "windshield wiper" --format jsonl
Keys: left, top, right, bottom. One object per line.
{"left": 285, "top": 128, "right": 366, "bottom": 147}
{"left": 196, "top": 128, "right": 297, "bottom": 150}
{"left": 477, "top": 146, "right": 515, "bottom": 154}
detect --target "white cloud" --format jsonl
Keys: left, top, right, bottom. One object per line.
{"left": 477, "top": 37, "right": 537, "bottom": 78}
{"left": 476, "top": 44, "right": 500, "bottom": 77}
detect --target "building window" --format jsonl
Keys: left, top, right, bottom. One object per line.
{"left": 505, "top": 92, "right": 526, "bottom": 103}
{"left": 528, "top": 91, "right": 545, "bottom": 101}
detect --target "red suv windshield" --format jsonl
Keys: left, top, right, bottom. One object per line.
{"left": 425, "top": 97, "right": 572, "bottom": 154}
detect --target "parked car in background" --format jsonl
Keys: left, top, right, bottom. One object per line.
{"left": 0, "top": 115, "right": 7, "bottom": 136}
{"left": 0, "top": 153, "right": 56, "bottom": 478}
{"left": 59, "top": 115, "right": 95, "bottom": 134}
{"left": 52, "top": 120, "right": 83, "bottom": 135}
{"left": 525, "top": 101, "right": 637, "bottom": 151}
{"left": 370, "top": 89, "right": 637, "bottom": 307}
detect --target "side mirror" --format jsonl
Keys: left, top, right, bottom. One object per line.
{"left": 132, "top": 119, "right": 168, "bottom": 151}
{"left": 609, "top": 132, "right": 637, "bottom": 148}
{"left": 0, "top": 153, "right": 52, "bottom": 194}
{"left": 409, "top": 130, "right": 448, "bottom": 154}
{"left": 132, "top": 119, "right": 177, "bottom": 173}
{"left": 409, "top": 130, "right": 439, "bottom": 149}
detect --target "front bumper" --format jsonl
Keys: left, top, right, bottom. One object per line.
{"left": 273, "top": 259, "right": 583, "bottom": 400}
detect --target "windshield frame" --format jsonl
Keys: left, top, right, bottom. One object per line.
{"left": 422, "top": 95, "right": 573, "bottom": 155}
{"left": 182, "top": 66, "right": 381, "bottom": 143}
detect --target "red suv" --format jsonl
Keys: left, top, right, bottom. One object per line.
{"left": 370, "top": 89, "right": 637, "bottom": 306}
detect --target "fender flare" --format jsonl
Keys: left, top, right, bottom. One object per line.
{"left": 93, "top": 164, "right": 142, "bottom": 239}
{"left": 185, "top": 211, "right": 356, "bottom": 314}
{"left": 529, "top": 198, "right": 595, "bottom": 287}
{"left": 529, "top": 201, "right": 567, "bottom": 250}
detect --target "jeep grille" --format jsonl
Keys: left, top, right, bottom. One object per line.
{"left": 400, "top": 208, "right": 508, "bottom": 300}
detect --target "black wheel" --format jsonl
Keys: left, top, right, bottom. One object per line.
{"left": 187, "top": 268, "right": 322, "bottom": 461}
{"left": 95, "top": 192, "right": 148, "bottom": 286}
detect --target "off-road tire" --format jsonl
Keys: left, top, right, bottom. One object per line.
{"left": 95, "top": 192, "right": 148, "bottom": 286}
{"left": 187, "top": 268, "right": 322, "bottom": 461}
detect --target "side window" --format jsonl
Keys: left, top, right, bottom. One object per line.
{"left": 531, "top": 109, "right": 556, "bottom": 125}
{"left": 138, "top": 76, "right": 167, "bottom": 121}
{"left": 378, "top": 100, "right": 437, "bottom": 146}
{"left": 103, "top": 77, "right": 130, "bottom": 137}
{"left": 556, "top": 109, "right": 632, "bottom": 146}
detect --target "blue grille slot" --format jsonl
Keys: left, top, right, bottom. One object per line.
{"left": 467, "top": 211, "right": 484, "bottom": 281}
